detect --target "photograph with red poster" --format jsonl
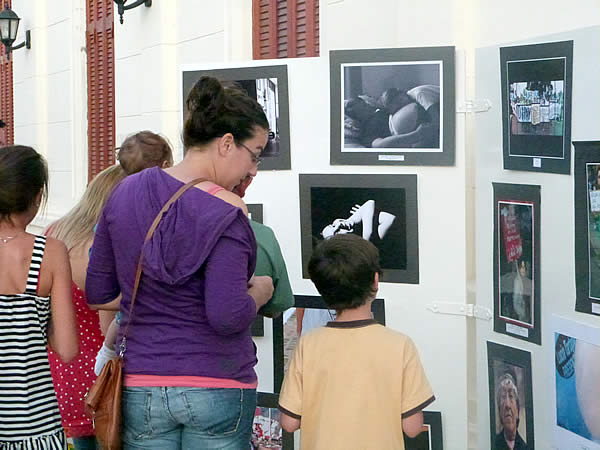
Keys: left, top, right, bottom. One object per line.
{"left": 493, "top": 183, "right": 541, "bottom": 344}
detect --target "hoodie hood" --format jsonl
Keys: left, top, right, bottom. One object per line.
{"left": 129, "top": 167, "right": 251, "bottom": 285}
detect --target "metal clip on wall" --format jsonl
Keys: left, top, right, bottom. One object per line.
{"left": 456, "top": 99, "right": 492, "bottom": 113}
{"left": 426, "top": 302, "right": 492, "bottom": 321}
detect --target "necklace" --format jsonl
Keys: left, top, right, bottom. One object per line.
{"left": 0, "top": 232, "right": 23, "bottom": 244}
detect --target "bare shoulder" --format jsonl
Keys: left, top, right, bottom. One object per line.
{"left": 44, "top": 236, "right": 68, "bottom": 253}
{"left": 43, "top": 237, "right": 69, "bottom": 265}
{"left": 214, "top": 190, "right": 248, "bottom": 215}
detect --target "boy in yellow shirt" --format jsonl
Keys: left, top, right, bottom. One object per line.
{"left": 278, "top": 234, "right": 435, "bottom": 449}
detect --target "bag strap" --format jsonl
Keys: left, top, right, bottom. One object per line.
{"left": 118, "top": 177, "right": 206, "bottom": 356}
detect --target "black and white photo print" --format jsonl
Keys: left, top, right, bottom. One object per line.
{"left": 330, "top": 47, "right": 455, "bottom": 166}
{"left": 182, "top": 64, "right": 291, "bottom": 170}
{"left": 300, "top": 174, "right": 419, "bottom": 283}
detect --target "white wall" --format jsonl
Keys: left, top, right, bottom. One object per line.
{"left": 113, "top": 0, "right": 253, "bottom": 161}
{"left": 12, "top": 0, "right": 87, "bottom": 232}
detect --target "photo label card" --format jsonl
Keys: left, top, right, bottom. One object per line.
{"left": 506, "top": 323, "right": 529, "bottom": 338}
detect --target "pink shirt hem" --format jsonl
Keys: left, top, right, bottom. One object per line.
{"left": 124, "top": 374, "right": 258, "bottom": 389}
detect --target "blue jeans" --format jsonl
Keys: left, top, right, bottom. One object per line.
{"left": 72, "top": 436, "right": 99, "bottom": 450}
{"left": 122, "top": 386, "right": 256, "bottom": 450}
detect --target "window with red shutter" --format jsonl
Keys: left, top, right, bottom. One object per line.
{"left": 0, "top": 0, "right": 14, "bottom": 146}
{"left": 86, "top": 0, "right": 116, "bottom": 181}
{"left": 253, "top": 0, "right": 319, "bottom": 60}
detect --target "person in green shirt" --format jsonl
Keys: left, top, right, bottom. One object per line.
{"left": 250, "top": 220, "right": 294, "bottom": 318}
{"left": 235, "top": 176, "right": 294, "bottom": 318}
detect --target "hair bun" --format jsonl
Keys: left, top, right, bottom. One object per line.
{"left": 186, "top": 76, "right": 225, "bottom": 118}
{"left": 183, "top": 75, "right": 269, "bottom": 149}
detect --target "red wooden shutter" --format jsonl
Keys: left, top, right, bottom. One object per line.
{"left": 86, "top": 0, "right": 115, "bottom": 181}
{"left": 253, "top": 0, "right": 319, "bottom": 60}
{"left": 0, "top": 0, "right": 14, "bottom": 146}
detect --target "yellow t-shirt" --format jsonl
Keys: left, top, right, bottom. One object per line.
{"left": 278, "top": 319, "right": 435, "bottom": 450}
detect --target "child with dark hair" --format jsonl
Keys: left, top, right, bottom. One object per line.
{"left": 0, "top": 145, "right": 78, "bottom": 449}
{"left": 278, "top": 234, "right": 435, "bottom": 449}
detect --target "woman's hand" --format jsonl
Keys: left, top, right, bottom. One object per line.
{"left": 248, "top": 275, "right": 274, "bottom": 312}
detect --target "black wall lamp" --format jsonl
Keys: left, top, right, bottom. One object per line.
{"left": 114, "top": 0, "right": 152, "bottom": 25}
{"left": 0, "top": 5, "right": 31, "bottom": 58}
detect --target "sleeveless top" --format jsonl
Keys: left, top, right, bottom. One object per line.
{"left": 0, "top": 236, "right": 67, "bottom": 449}
{"left": 48, "top": 281, "right": 103, "bottom": 438}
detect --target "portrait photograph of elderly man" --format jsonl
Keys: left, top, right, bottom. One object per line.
{"left": 488, "top": 342, "right": 534, "bottom": 450}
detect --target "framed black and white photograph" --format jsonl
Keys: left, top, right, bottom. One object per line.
{"left": 493, "top": 183, "right": 541, "bottom": 344}
{"left": 487, "top": 342, "right": 535, "bottom": 450}
{"left": 404, "top": 411, "right": 443, "bottom": 450}
{"left": 574, "top": 141, "right": 600, "bottom": 316}
{"left": 551, "top": 315, "right": 600, "bottom": 449}
{"left": 500, "top": 40, "right": 573, "bottom": 174}
{"left": 299, "top": 174, "right": 419, "bottom": 284}
{"left": 330, "top": 46, "right": 455, "bottom": 166}
{"left": 252, "top": 392, "right": 295, "bottom": 449}
{"left": 272, "top": 295, "right": 386, "bottom": 392}
{"left": 181, "top": 64, "right": 291, "bottom": 170}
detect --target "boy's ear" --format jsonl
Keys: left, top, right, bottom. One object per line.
{"left": 373, "top": 272, "right": 379, "bottom": 292}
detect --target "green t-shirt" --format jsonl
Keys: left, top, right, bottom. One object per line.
{"left": 250, "top": 220, "right": 294, "bottom": 317}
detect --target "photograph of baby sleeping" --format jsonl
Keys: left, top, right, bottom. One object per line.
{"left": 342, "top": 62, "right": 442, "bottom": 152}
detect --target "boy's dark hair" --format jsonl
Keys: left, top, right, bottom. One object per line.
{"left": 183, "top": 76, "right": 269, "bottom": 150}
{"left": 0, "top": 145, "right": 48, "bottom": 223}
{"left": 117, "top": 130, "right": 174, "bottom": 175}
{"left": 308, "top": 234, "right": 382, "bottom": 311}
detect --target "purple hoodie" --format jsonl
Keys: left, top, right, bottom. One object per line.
{"left": 86, "top": 167, "right": 258, "bottom": 383}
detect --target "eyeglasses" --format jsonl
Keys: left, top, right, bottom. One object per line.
{"left": 236, "top": 141, "right": 263, "bottom": 166}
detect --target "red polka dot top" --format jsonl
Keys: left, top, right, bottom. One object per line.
{"left": 48, "top": 281, "right": 103, "bottom": 438}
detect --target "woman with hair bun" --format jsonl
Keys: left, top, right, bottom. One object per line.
{"left": 86, "top": 77, "right": 274, "bottom": 449}
{"left": 0, "top": 145, "right": 78, "bottom": 449}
